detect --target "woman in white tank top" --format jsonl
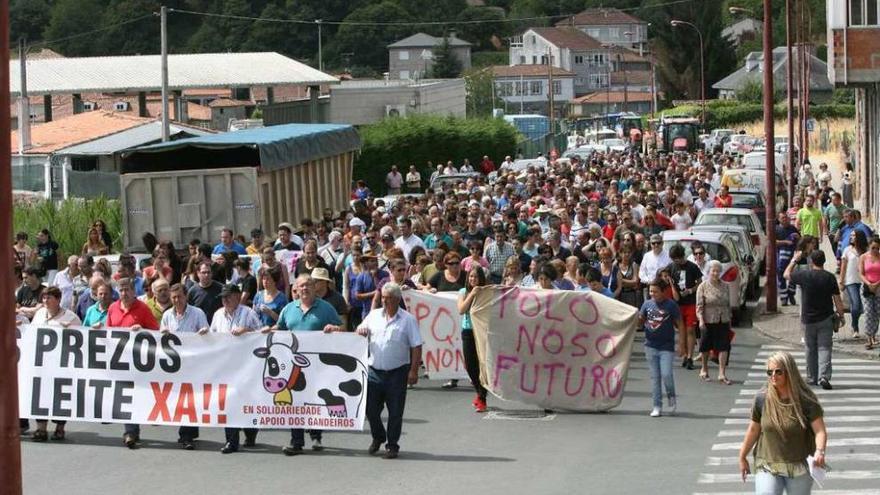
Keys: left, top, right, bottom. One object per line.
{"left": 839, "top": 230, "right": 868, "bottom": 338}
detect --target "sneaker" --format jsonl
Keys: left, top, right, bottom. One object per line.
{"left": 681, "top": 357, "right": 688, "bottom": 368}
{"left": 383, "top": 449, "right": 399, "bottom": 459}
{"left": 282, "top": 444, "right": 303, "bottom": 456}
{"left": 312, "top": 439, "right": 324, "bottom": 451}
{"left": 472, "top": 394, "right": 481, "bottom": 407}
{"left": 368, "top": 439, "right": 383, "bottom": 455}
{"left": 182, "top": 440, "right": 195, "bottom": 451}
{"left": 819, "top": 379, "right": 833, "bottom": 390}
{"left": 475, "top": 398, "right": 487, "bottom": 413}
{"left": 123, "top": 434, "right": 138, "bottom": 449}
{"left": 442, "top": 380, "right": 458, "bottom": 389}
{"left": 220, "top": 442, "right": 238, "bottom": 454}
{"left": 668, "top": 396, "right": 677, "bottom": 414}
{"left": 649, "top": 407, "right": 661, "bottom": 417}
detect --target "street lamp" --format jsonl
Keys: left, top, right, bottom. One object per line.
{"left": 670, "top": 20, "right": 705, "bottom": 127}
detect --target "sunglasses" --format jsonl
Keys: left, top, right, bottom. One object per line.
{"left": 693, "top": 251, "right": 705, "bottom": 256}
{"left": 447, "top": 261, "right": 460, "bottom": 266}
{"left": 651, "top": 241, "right": 662, "bottom": 246}
{"left": 766, "top": 369, "right": 785, "bottom": 377}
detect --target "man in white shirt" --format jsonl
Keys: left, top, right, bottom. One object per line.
{"left": 639, "top": 234, "right": 673, "bottom": 285}
{"left": 210, "top": 284, "right": 261, "bottom": 334}
{"left": 405, "top": 165, "right": 421, "bottom": 192}
{"left": 385, "top": 165, "right": 403, "bottom": 195}
{"left": 357, "top": 283, "right": 422, "bottom": 459}
{"left": 53, "top": 255, "right": 81, "bottom": 311}
{"left": 160, "top": 283, "right": 209, "bottom": 450}
{"left": 394, "top": 218, "right": 426, "bottom": 261}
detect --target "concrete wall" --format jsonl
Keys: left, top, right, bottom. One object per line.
{"left": 389, "top": 46, "right": 471, "bottom": 79}
{"left": 211, "top": 106, "right": 248, "bottom": 131}
{"left": 328, "top": 80, "right": 466, "bottom": 125}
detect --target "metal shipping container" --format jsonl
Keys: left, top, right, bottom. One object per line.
{"left": 121, "top": 167, "right": 260, "bottom": 252}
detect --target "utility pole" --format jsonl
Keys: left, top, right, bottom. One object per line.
{"left": 785, "top": 0, "right": 795, "bottom": 206}
{"left": 1, "top": 1, "right": 25, "bottom": 492}
{"left": 18, "top": 38, "right": 30, "bottom": 154}
{"left": 316, "top": 20, "right": 323, "bottom": 72}
{"left": 547, "top": 49, "right": 555, "bottom": 133}
{"left": 762, "top": 0, "right": 778, "bottom": 313}
{"left": 160, "top": 5, "right": 170, "bottom": 142}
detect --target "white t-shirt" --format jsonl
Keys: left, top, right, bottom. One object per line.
{"left": 843, "top": 246, "right": 862, "bottom": 286}
{"left": 671, "top": 212, "right": 693, "bottom": 231}
{"left": 31, "top": 307, "right": 81, "bottom": 326}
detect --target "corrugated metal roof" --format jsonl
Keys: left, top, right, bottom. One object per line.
{"left": 122, "top": 123, "right": 361, "bottom": 173}
{"left": 58, "top": 121, "right": 213, "bottom": 156}
{"left": 10, "top": 52, "right": 338, "bottom": 96}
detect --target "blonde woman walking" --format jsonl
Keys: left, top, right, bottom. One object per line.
{"left": 738, "top": 351, "right": 828, "bottom": 494}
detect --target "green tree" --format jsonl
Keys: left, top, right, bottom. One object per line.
{"left": 455, "top": 6, "right": 510, "bottom": 52}
{"left": 11, "top": 0, "right": 51, "bottom": 44}
{"left": 463, "top": 67, "right": 501, "bottom": 118}
{"left": 42, "top": 0, "right": 106, "bottom": 56}
{"left": 98, "top": 0, "right": 161, "bottom": 55}
{"left": 187, "top": 0, "right": 253, "bottom": 52}
{"left": 332, "top": 1, "right": 414, "bottom": 71}
{"left": 431, "top": 35, "right": 463, "bottom": 78}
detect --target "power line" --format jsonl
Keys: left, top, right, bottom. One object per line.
{"left": 29, "top": 13, "right": 156, "bottom": 50}
{"left": 169, "top": 0, "right": 703, "bottom": 27}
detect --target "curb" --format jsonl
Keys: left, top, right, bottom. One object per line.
{"left": 752, "top": 314, "right": 880, "bottom": 362}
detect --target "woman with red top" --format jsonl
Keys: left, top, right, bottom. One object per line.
{"left": 859, "top": 235, "right": 880, "bottom": 350}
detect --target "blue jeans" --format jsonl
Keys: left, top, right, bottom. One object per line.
{"left": 754, "top": 470, "right": 813, "bottom": 494}
{"left": 644, "top": 346, "right": 675, "bottom": 408}
{"left": 366, "top": 365, "right": 409, "bottom": 451}
{"left": 846, "top": 283, "right": 863, "bottom": 333}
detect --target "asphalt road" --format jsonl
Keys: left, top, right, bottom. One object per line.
{"left": 19, "top": 308, "right": 880, "bottom": 495}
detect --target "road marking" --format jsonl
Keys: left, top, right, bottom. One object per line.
{"left": 743, "top": 380, "right": 880, "bottom": 386}
{"left": 748, "top": 364, "right": 879, "bottom": 370}
{"left": 705, "top": 453, "right": 880, "bottom": 465}
{"left": 729, "top": 405, "right": 880, "bottom": 414}
{"left": 746, "top": 372, "right": 880, "bottom": 378}
{"left": 694, "top": 490, "right": 880, "bottom": 494}
{"left": 735, "top": 396, "right": 880, "bottom": 404}
{"left": 717, "top": 426, "right": 880, "bottom": 437}
{"left": 739, "top": 388, "right": 880, "bottom": 396}
{"left": 698, "top": 470, "right": 880, "bottom": 483}
{"left": 712, "top": 438, "right": 880, "bottom": 450}
{"left": 725, "top": 415, "right": 879, "bottom": 425}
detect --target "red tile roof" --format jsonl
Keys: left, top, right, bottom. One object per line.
{"left": 556, "top": 8, "right": 646, "bottom": 27}
{"left": 12, "top": 110, "right": 154, "bottom": 154}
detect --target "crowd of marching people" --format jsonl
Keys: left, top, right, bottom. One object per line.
{"left": 12, "top": 142, "right": 864, "bottom": 478}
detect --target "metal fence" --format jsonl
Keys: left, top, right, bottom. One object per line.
{"left": 67, "top": 170, "right": 121, "bottom": 199}
{"left": 517, "top": 131, "right": 569, "bottom": 159}
{"left": 12, "top": 163, "right": 45, "bottom": 193}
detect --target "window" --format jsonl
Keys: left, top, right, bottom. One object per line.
{"left": 532, "top": 55, "right": 538, "bottom": 64}
{"left": 589, "top": 74, "right": 609, "bottom": 87}
{"left": 575, "top": 77, "right": 585, "bottom": 85}
{"left": 398, "top": 50, "right": 409, "bottom": 61}
{"left": 587, "top": 28, "right": 600, "bottom": 38}
{"left": 399, "top": 70, "right": 410, "bottom": 79}
{"left": 530, "top": 34, "right": 536, "bottom": 45}
{"left": 553, "top": 80, "right": 562, "bottom": 95}
{"left": 574, "top": 55, "right": 584, "bottom": 64}
{"left": 591, "top": 53, "right": 606, "bottom": 65}
{"left": 530, "top": 80, "right": 543, "bottom": 95}
{"left": 496, "top": 82, "right": 514, "bottom": 96}
{"left": 519, "top": 55, "right": 526, "bottom": 64}
{"left": 850, "top": 0, "right": 880, "bottom": 24}
{"left": 609, "top": 27, "right": 620, "bottom": 38}
{"left": 514, "top": 81, "right": 523, "bottom": 96}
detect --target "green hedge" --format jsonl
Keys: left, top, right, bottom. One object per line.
{"left": 664, "top": 102, "right": 855, "bottom": 129}
{"left": 355, "top": 114, "right": 519, "bottom": 194}
{"left": 13, "top": 196, "right": 123, "bottom": 261}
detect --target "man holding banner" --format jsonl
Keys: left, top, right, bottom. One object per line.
{"left": 104, "top": 277, "right": 159, "bottom": 448}
{"left": 357, "top": 283, "right": 423, "bottom": 459}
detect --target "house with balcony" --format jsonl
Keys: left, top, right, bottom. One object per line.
{"left": 492, "top": 65, "right": 574, "bottom": 116}
{"left": 555, "top": 8, "right": 649, "bottom": 56}
{"left": 387, "top": 33, "right": 472, "bottom": 80}
{"left": 509, "top": 27, "right": 613, "bottom": 97}
{"left": 827, "top": 0, "right": 880, "bottom": 221}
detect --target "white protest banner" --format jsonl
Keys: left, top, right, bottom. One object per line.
{"left": 470, "top": 286, "right": 638, "bottom": 412}
{"left": 402, "top": 290, "right": 469, "bottom": 380}
{"left": 16, "top": 325, "right": 368, "bottom": 430}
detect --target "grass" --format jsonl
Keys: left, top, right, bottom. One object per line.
{"left": 13, "top": 195, "right": 123, "bottom": 262}
{"left": 740, "top": 118, "right": 855, "bottom": 156}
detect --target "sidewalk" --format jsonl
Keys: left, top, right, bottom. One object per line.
{"left": 752, "top": 301, "right": 880, "bottom": 361}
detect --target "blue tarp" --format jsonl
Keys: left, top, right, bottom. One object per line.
{"left": 121, "top": 123, "right": 361, "bottom": 174}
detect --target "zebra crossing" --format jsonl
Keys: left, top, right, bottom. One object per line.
{"left": 693, "top": 344, "right": 880, "bottom": 495}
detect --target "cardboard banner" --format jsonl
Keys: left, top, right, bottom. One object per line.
{"left": 402, "top": 290, "right": 469, "bottom": 380}
{"left": 16, "top": 325, "right": 368, "bottom": 430}
{"left": 470, "top": 287, "right": 638, "bottom": 412}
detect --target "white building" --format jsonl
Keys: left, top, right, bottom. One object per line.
{"left": 492, "top": 65, "right": 574, "bottom": 116}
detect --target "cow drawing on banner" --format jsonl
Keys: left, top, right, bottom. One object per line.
{"left": 253, "top": 332, "right": 367, "bottom": 418}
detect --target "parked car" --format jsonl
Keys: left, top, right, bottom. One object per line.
{"left": 376, "top": 193, "right": 423, "bottom": 210}
{"left": 695, "top": 206, "right": 767, "bottom": 274}
{"left": 429, "top": 172, "right": 482, "bottom": 191}
{"left": 563, "top": 146, "right": 595, "bottom": 163}
{"left": 689, "top": 224, "right": 761, "bottom": 300}
{"left": 724, "top": 134, "right": 758, "bottom": 156}
{"left": 600, "top": 138, "right": 628, "bottom": 153}
{"left": 661, "top": 230, "right": 753, "bottom": 324}
{"left": 706, "top": 128, "right": 735, "bottom": 153}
